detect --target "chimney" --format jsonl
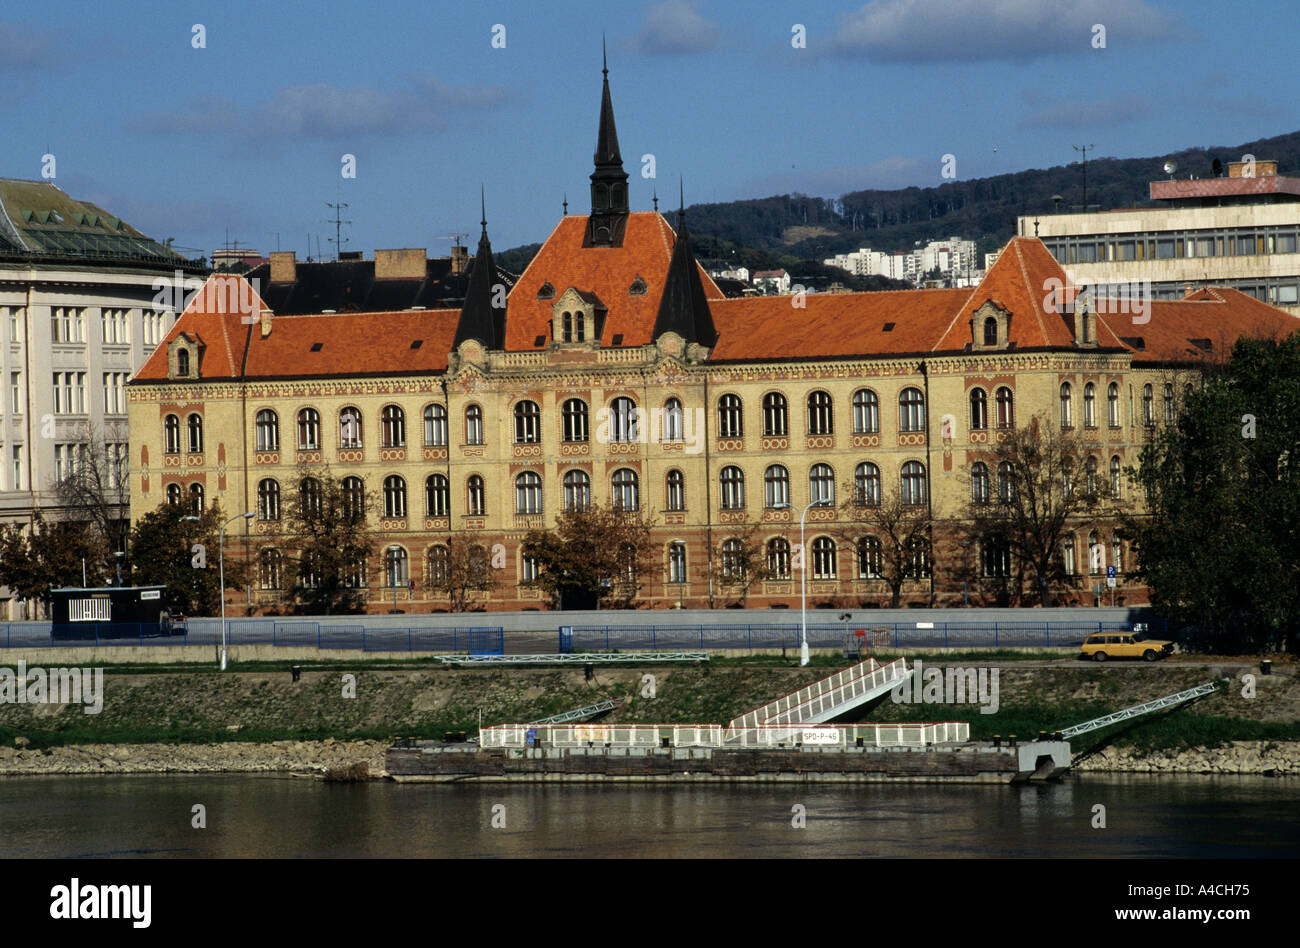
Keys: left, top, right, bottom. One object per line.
{"left": 375, "top": 248, "right": 427, "bottom": 280}
{"left": 260, "top": 307, "right": 272, "bottom": 338}
{"left": 450, "top": 244, "right": 468, "bottom": 276}
{"left": 1228, "top": 159, "right": 1278, "bottom": 178}
{"left": 269, "top": 251, "right": 296, "bottom": 283}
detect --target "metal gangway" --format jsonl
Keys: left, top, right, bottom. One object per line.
{"left": 1057, "top": 678, "right": 1229, "bottom": 739}
{"left": 529, "top": 698, "right": 626, "bottom": 725}
{"left": 726, "top": 657, "right": 911, "bottom": 736}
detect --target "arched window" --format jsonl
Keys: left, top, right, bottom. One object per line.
{"left": 1062, "top": 535, "right": 1076, "bottom": 575}
{"left": 187, "top": 413, "right": 203, "bottom": 453}
{"left": 381, "top": 405, "right": 406, "bottom": 447}
{"left": 563, "top": 399, "right": 589, "bottom": 443}
{"left": 1110, "top": 455, "right": 1122, "bottom": 497}
{"left": 857, "top": 536, "right": 883, "bottom": 579}
{"left": 259, "top": 549, "right": 282, "bottom": 590}
{"left": 763, "top": 392, "right": 788, "bottom": 437}
{"left": 383, "top": 475, "right": 407, "bottom": 518}
{"left": 983, "top": 316, "right": 998, "bottom": 346}
{"left": 971, "top": 461, "right": 989, "bottom": 504}
{"left": 177, "top": 349, "right": 190, "bottom": 377}
{"left": 1085, "top": 455, "right": 1099, "bottom": 494}
{"left": 854, "top": 462, "right": 881, "bottom": 506}
{"left": 812, "top": 536, "right": 837, "bottom": 579}
{"left": 1142, "top": 384, "right": 1154, "bottom": 426}
{"left": 809, "top": 463, "right": 835, "bottom": 505}
{"left": 1062, "top": 458, "right": 1075, "bottom": 499}
{"left": 969, "top": 388, "right": 988, "bottom": 430}
{"left": 467, "top": 475, "right": 485, "bottom": 516}
{"left": 767, "top": 538, "right": 791, "bottom": 579}
{"left": 1060, "top": 382, "right": 1073, "bottom": 428}
{"left": 1083, "top": 382, "right": 1097, "bottom": 427}
{"left": 575, "top": 312, "right": 586, "bottom": 342}
{"left": 1163, "top": 382, "right": 1175, "bottom": 424}
{"left": 341, "top": 476, "right": 365, "bottom": 518}
{"left": 300, "top": 477, "right": 322, "bottom": 516}
{"left": 1111, "top": 536, "right": 1123, "bottom": 574}
{"left": 1107, "top": 382, "right": 1120, "bottom": 427}
{"left": 717, "top": 394, "right": 743, "bottom": 438}
{"left": 166, "top": 483, "right": 181, "bottom": 505}
{"left": 465, "top": 405, "right": 483, "bottom": 445}
{"left": 514, "top": 400, "right": 540, "bottom": 444}
{"left": 164, "top": 414, "right": 180, "bottom": 454}
{"left": 189, "top": 483, "right": 204, "bottom": 513}
{"left": 665, "top": 469, "right": 685, "bottom": 511}
{"left": 423, "top": 404, "right": 448, "bottom": 447}
{"left": 339, "top": 407, "right": 363, "bottom": 448}
{"left": 981, "top": 535, "right": 1011, "bottom": 578}
{"left": 721, "top": 538, "right": 746, "bottom": 580}
{"left": 661, "top": 398, "right": 683, "bottom": 442}
{"left": 901, "top": 460, "right": 927, "bottom": 505}
{"left": 257, "top": 478, "right": 280, "bottom": 520}
{"left": 852, "top": 389, "right": 880, "bottom": 434}
{"left": 997, "top": 461, "right": 1015, "bottom": 502}
{"left": 995, "top": 387, "right": 1014, "bottom": 428}
{"left": 899, "top": 388, "right": 925, "bottom": 432}
{"left": 562, "top": 311, "right": 573, "bottom": 342}
{"left": 807, "top": 390, "right": 833, "bottom": 435}
{"left": 1089, "top": 531, "right": 1104, "bottom": 574}
{"left": 668, "top": 542, "right": 688, "bottom": 584}
{"left": 297, "top": 408, "right": 320, "bottom": 449}
{"left": 609, "top": 397, "right": 638, "bottom": 443}
{"left": 521, "top": 553, "right": 540, "bottom": 584}
{"left": 425, "top": 474, "right": 449, "bottom": 517}
{"left": 720, "top": 466, "right": 745, "bottom": 510}
{"left": 384, "top": 547, "right": 409, "bottom": 588}
{"left": 765, "top": 465, "right": 789, "bottom": 508}
{"left": 256, "top": 410, "right": 279, "bottom": 452}
{"left": 515, "top": 471, "right": 542, "bottom": 514}
{"left": 564, "top": 469, "right": 591, "bottom": 511}
{"left": 905, "top": 536, "right": 931, "bottom": 579}
{"left": 427, "top": 545, "right": 449, "bottom": 586}
{"left": 611, "top": 468, "right": 639, "bottom": 511}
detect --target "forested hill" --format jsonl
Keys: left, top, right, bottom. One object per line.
{"left": 497, "top": 129, "right": 1300, "bottom": 281}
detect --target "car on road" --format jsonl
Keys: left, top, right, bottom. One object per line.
{"left": 1080, "top": 631, "right": 1175, "bottom": 662}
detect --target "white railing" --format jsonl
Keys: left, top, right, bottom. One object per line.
{"left": 478, "top": 720, "right": 969, "bottom": 749}
{"left": 479, "top": 723, "right": 726, "bottom": 749}
{"left": 723, "top": 722, "right": 970, "bottom": 747}
{"left": 728, "top": 657, "right": 910, "bottom": 730}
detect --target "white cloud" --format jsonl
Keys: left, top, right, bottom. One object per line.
{"left": 829, "top": 0, "right": 1185, "bottom": 63}
{"left": 1020, "top": 93, "right": 1154, "bottom": 128}
{"left": 634, "top": 0, "right": 721, "bottom": 54}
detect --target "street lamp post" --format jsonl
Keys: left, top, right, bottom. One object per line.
{"left": 774, "top": 499, "right": 830, "bottom": 666}
{"left": 218, "top": 512, "right": 254, "bottom": 671}
{"left": 959, "top": 540, "right": 972, "bottom": 607}
{"left": 387, "top": 545, "right": 402, "bottom": 614}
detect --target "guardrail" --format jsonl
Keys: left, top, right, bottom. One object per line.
{"left": 723, "top": 722, "right": 970, "bottom": 747}
{"left": 479, "top": 720, "right": 970, "bottom": 748}
{"left": 565, "top": 621, "right": 1135, "bottom": 652}
{"left": 1, "top": 622, "right": 504, "bottom": 654}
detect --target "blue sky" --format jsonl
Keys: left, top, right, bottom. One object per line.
{"left": 1, "top": 0, "right": 1296, "bottom": 259}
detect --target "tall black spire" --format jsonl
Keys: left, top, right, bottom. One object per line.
{"left": 652, "top": 183, "right": 717, "bottom": 347}
{"left": 586, "top": 37, "right": 630, "bottom": 247}
{"left": 453, "top": 187, "right": 504, "bottom": 349}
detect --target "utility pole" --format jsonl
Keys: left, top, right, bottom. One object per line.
{"left": 1072, "top": 144, "right": 1095, "bottom": 210}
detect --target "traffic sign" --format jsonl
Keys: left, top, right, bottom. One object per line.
{"left": 1106, "top": 565, "right": 1117, "bottom": 588}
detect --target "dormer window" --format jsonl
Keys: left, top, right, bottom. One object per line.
{"left": 167, "top": 334, "right": 201, "bottom": 380}
{"left": 629, "top": 275, "right": 647, "bottom": 296}
{"left": 552, "top": 288, "right": 605, "bottom": 345}
{"left": 538, "top": 282, "right": 555, "bottom": 300}
{"left": 971, "top": 301, "right": 1009, "bottom": 350}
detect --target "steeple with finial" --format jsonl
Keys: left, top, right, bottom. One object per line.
{"left": 453, "top": 187, "right": 504, "bottom": 349}
{"left": 652, "top": 179, "right": 717, "bottom": 348}
{"left": 585, "top": 35, "right": 630, "bottom": 247}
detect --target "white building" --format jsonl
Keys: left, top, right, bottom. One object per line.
{"left": 0, "top": 178, "right": 206, "bottom": 618}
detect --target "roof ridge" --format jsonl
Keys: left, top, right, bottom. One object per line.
{"left": 1016, "top": 239, "right": 1052, "bottom": 344}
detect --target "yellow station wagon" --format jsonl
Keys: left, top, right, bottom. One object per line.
{"left": 1080, "top": 631, "right": 1175, "bottom": 662}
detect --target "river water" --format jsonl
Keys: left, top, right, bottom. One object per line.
{"left": 1, "top": 774, "right": 1296, "bottom": 858}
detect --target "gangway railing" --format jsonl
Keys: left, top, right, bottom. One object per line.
{"left": 478, "top": 720, "right": 969, "bottom": 749}
{"left": 724, "top": 722, "right": 969, "bottom": 748}
{"left": 727, "top": 657, "right": 910, "bottom": 731}
{"left": 529, "top": 698, "right": 626, "bottom": 725}
{"left": 1057, "top": 678, "right": 1229, "bottom": 740}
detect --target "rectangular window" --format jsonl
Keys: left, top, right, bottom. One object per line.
{"left": 1277, "top": 234, "right": 1297, "bottom": 254}
{"left": 1155, "top": 239, "right": 1175, "bottom": 259}
{"left": 9, "top": 372, "right": 21, "bottom": 414}
{"left": 51, "top": 307, "right": 84, "bottom": 343}
{"left": 6, "top": 307, "right": 22, "bottom": 343}
{"left": 11, "top": 445, "right": 22, "bottom": 490}
{"left": 1277, "top": 285, "right": 1299, "bottom": 305}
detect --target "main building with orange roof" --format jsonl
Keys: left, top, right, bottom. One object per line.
{"left": 128, "top": 64, "right": 1298, "bottom": 614}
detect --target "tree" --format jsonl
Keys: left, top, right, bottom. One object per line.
{"left": 962, "top": 415, "right": 1113, "bottom": 607}
{"left": 426, "top": 537, "right": 496, "bottom": 612}
{"left": 51, "top": 421, "right": 131, "bottom": 575}
{"left": 130, "top": 502, "right": 246, "bottom": 615}
{"left": 521, "top": 503, "right": 656, "bottom": 610}
{"left": 839, "top": 483, "right": 933, "bottom": 608}
{"left": 282, "top": 464, "right": 378, "bottom": 615}
{"left": 1123, "top": 336, "right": 1300, "bottom": 653}
{"left": 702, "top": 522, "right": 771, "bottom": 607}
{"left": 0, "top": 512, "right": 109, "bottom": 611}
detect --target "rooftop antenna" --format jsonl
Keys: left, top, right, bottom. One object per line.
{"left": 563, "top": 193, "right": 568, "bottom": 215}
{"left": 322, "top": 196, "right": 352, "bottom": 260}
{"left": 1072, "top": 144, "right": 1095, "bottom": 210}
{"left": 652, "top": 185, "right": 658, "bottom": 213}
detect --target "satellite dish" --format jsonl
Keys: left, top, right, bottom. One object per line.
{"left": 1163, "top": 160, "right": 1178, "bottom": 177}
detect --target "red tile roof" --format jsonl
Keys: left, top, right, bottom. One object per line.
{"left": 504, "top": 212, "right": 722, "bottom": 350}
{"left": 1100, "top": 287, "right": 1300, "bottom": 364}
{"left": 1150, "top": 176, "right": 1300, "bottom": 201}
{"left": 132, "top": 274, "right": 459, "bottom": 382}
